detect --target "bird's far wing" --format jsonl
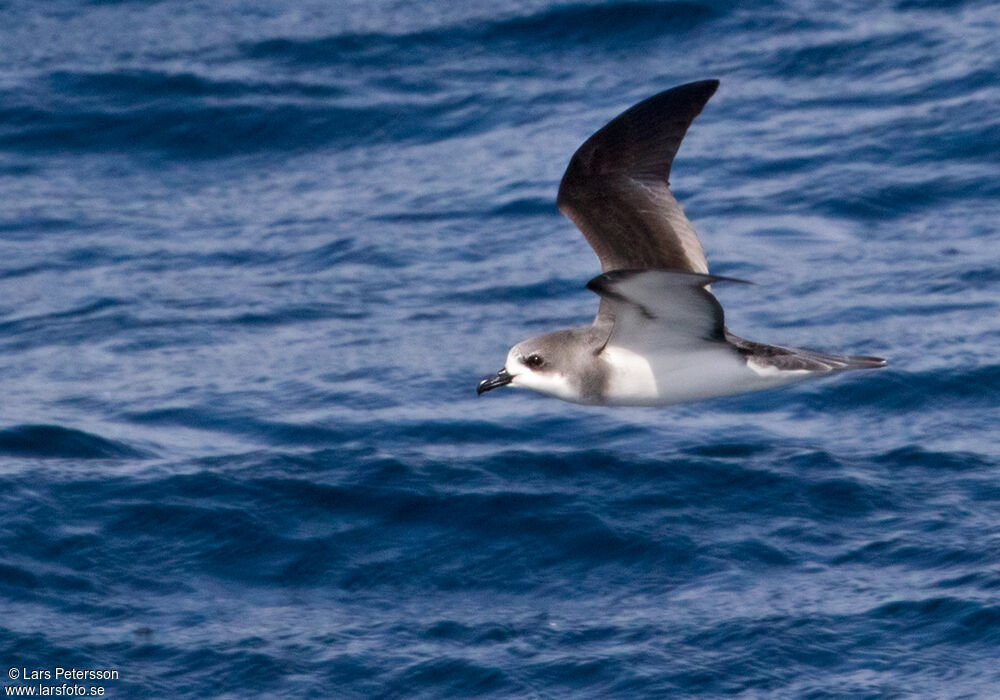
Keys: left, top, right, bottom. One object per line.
{"left": 586, "top": 269, "right": 748, "bottom": 354}
{"left": 557, "top": 80, "right": 719, "bottom": 276}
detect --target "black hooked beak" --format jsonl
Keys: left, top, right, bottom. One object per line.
{"left": 477, "top": 367, "right": 513, "bottom": 395}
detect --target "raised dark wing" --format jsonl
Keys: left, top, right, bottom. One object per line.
{"left": 557, "top": 80, "right": 719, "bottom": 275}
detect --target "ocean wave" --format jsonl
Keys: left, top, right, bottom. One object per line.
{"left": 49, "top": 69, "right": 346, "bottom": 101}
{"left": 0, "top": 100, "right": 471, "bottom": 157}
{"left": 0, "top": 424, "right": 147, "bottom": 459}
{"left": 871, "top": 597, "right": 1000, "bottom": 645}
{"left": 242, "top": 2, "right": 717, "bottom": 67}
{"left": 803, "top": 365, "right": 1000, "bottom": 411}
{"left": 768, "top": 31, "right": 942, "bottom": 78}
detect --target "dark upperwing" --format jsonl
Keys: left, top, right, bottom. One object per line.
{"left": 556, "top": 79, "right": 719, "bottom": 276}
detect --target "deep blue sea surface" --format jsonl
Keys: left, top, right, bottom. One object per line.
{"left": 2, "top": 1, "right": 999, "bottom": 697}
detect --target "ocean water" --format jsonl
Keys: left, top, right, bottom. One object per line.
{"left": 1, "top": 0, "right": 999, "bottom": 697}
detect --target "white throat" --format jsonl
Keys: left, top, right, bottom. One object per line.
{"left": 509, "top": 370, "right": 581, "bottom": 403}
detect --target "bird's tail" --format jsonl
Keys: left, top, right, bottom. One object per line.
{"left": 790, "top": 348, "right": 887, "bottom": 372}
{"left": 725, "top": 331, "right": 886, "bottom": 372}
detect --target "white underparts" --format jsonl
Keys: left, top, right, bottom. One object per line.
{"left": 601, "top": 344, "right": 817, "bottom": 407}
{"left": 600, "top": 345, "right": 659, "bottom": 402}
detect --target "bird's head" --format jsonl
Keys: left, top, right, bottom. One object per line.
{"left": 477, "top": 330, "right": 598, "bottom": 403}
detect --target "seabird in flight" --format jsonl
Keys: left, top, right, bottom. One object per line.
{"left": 477, "top": 80, "right": 885, "bottom": 406}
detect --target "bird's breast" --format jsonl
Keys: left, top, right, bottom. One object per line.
{"left": 600, "top": 345, "right": 660, "bottom": 404}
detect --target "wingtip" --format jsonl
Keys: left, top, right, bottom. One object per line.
{"left": 673, "top": 78, "right": 720, "bottom": 102}
{"left": 642, "top": 79, "right": 721, "bottom": 114}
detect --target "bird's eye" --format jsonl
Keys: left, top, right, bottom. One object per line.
{"left": 525, "top": 354, "right": 545, "bottom": 369}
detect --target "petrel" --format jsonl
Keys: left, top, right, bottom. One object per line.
{"left": 477, "top": 80, "right": 885, "bottom": 406}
